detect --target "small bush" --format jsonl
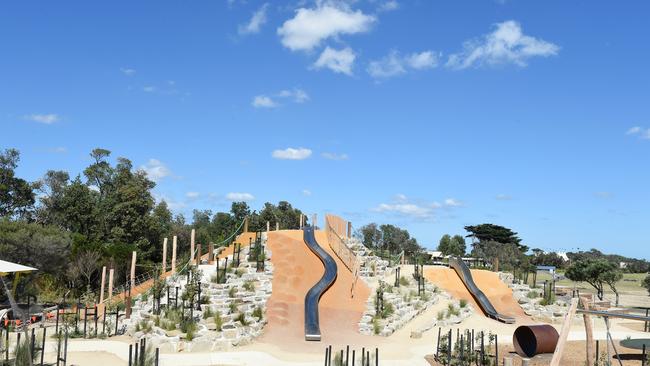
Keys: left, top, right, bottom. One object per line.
{"left": 447, "top": 303, "right": 460, "bottom": 317}
{"left": 228, "top": 286, "right": 237, "bottom": 298}
{"left": 373, "top": 317, "right": 381, "bottom": 335}
{"left": 214, "top": 311, "right": 223, "bottom": 331}
{"left": 459, "top": 299, "right": 468, "bottom": 308}
{"left": 527, "top": 291, "right": 540, "bottom": 299}
{"left": 203, "top": 307, "right": 214, "bottom": 319}
{"left": 381, "top": 302, "right": 395, "bottom": 319}
{"left": 236, "top": 268, "right": 245, "bottom": 277}
{"left": 437, "top": 311, "right": 445, "bottom": 321}
{"left": 399, "top": 276, "right": 410, "bottom": 286}
{"left": 229, "top": 301, "right": 238, "bottom": 314}
{"left": 252, "top": 306, "right": 263, "bottom": 320}
{"left": 235, "top": 312, "right": 248, "bottom": 326}
{"left": 180, "top": 320, "right": 197, "bottom": 340}
{"left": 243, "top": 280, "right": 255, "bottom": 292}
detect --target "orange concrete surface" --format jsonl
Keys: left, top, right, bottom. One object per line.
{"left": 423, "top": 266, "right": 527, "bottom": 321}
{"left": 259, "top": 230, "right": 371, "bottom": 349}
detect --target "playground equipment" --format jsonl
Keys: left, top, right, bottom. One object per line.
{"left": 513, "top": 324, "right": 559, "bottom": 357}
{"left": 303, "top": 226, "right": 338, "bottom": 341}
{"left": 449, "top": 258, "right": 515, "bottom": 323}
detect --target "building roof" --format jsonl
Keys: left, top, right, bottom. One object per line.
{"left": 0, "top": 260, "right": 37, "bottom": 276}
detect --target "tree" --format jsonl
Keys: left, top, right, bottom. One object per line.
{"left": 0, "top": 219, "right": 71, "bottom": 278}
{"left": 464, "top": 223, "right": 526, "bottom": 250}
{"left": 360, "top": 223, "right": 382, "bottom": 249}
{"left": 565, "top": 259, "right": 619, "bottom": 301}
{"left": 438, "top": 234, "right": 466, "bottom": 257}
{"left": 643, "top": 275, "right": 650, "bottom": 296}
{"left": 602, "top": 269, "right": 624, "bottom": 306}
{"left": 0, "top": 149, "right": 37, "bottom": 219}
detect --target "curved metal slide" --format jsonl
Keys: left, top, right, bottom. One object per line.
{"left": 449, "top": 258, "right": 515, "bottom": 324}
{"left": 303, "top": 226, "right": 338, "bottom": 341}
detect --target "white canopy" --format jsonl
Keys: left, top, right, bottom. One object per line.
{"left": 0, "top": 260, "right": 37, "bottom": 275}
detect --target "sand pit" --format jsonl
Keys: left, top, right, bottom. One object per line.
{"left": 259, "top": 230, "right": 371, "bottom": 350}
{"left": 423, "top": 266, "right": 526, "bottom": 321}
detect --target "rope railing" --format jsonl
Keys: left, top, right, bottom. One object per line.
{"left": 325, "top": 214, "right": 360, "bottom": 298}
{"left": 100, "top": 219, "right": 247, "bottom": 306}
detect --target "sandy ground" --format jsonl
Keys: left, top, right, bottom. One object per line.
{"left": 423, "top": 266, "right": 528, "bottom": 322}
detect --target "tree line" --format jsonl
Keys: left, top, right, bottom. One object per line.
{"left": 0, "top": 147, "right": 304, "bottom": 304}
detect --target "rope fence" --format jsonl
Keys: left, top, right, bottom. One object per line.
{"left": 325, "top": 214, "right": 360, "bottom": 298}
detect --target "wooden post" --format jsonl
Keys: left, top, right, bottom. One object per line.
{"left": 108, "top": 268, "right": 114, "bottom": 301}
{"left": 266, "top": 221, "right": 270, "bottom": 233}
{"left": 190, "top": 229, "right": 195, "bottom": 263}
{"left": 208, "top": 243, "right": 214, "bottom": 264}
{"left": 550, "top": 297, "right": 579, "bottom": 366}
{"left": 275, "top": 222, "right": 279, "bottom": 231}
{"left": 299, "top": 214, "right": 303, "bottom": 228}
{"left": 130, "top": 252, "right": 137, "bottom": 290}
{"left": 347, "top": 221, "right": 352, "bottom": 238}
{"left": 196, "top": 243, "right": 202, "bottom": 266}
{"left": 312, "top": 214, "right": 317, "bottom": 228}
{"left": 162, "top": 237, "right": 168, "bottom": 273}
{"left": 244, "top": 217, "right": 249, "bottom": 233}
{"left": 580, "top": 297, "right": 594, "bottom": 366}
{"left": 99, "top": 266, "right": 106, "bottom": 304}
{"left": 171, "top": 236, "right": 177, "bottom": 274}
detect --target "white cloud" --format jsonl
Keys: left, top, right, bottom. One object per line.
{"left": 252, "top": 95, "right": 277, "bottom": 108}
{"left": 253, "top": 88, "right": 309, "bottom": 108}
{"left": 321, "top": 152, "right": 349, "bottom": 160}
{"left": 272, "top": 147, "right": 312, "bottom": 160}
{"left": 278, "top": 88, "right": 310, "bottom": 103}
{"left": 226, "top": 192, "right": 255, "bottom": 201}
{"left": 495, "top": 194, "right": 512, "bottom": 201}
{"left": 443, "top": 198, "right": 463, "bottom": 207}
{"left": 277, "top": 4, "right": 376, "bottom": 51}
{"left": 378, "top": 1, "right": 399, "bottom": 12}
{"left": 594, "top": 191, "right": 613, "bottom": 199}
{"left": 238, "top": 3, "right": 269, "bottom": 35}
{"left": 447, "top": 20, "right": 559, "bottom": 69}
{"left": 367, "top": 50, "right": 438, "bottom": 79}
{"left": 374, "top": 202, "right": 434, "bottom": 220}
{"left": 143, "top": 86, "right": 156, "bottom": 93}
{"left": 120, "top": 67, "right": 136, "bottom": 76}
{"left": 313, "top": 47, "right": 356, "bottom": 75}
{"left": 24, "top": 113, "right": 59, "bottom": 124}
{"left": 372, "top": 194, "right": 463, "bottom": 220}
{"left": 626, "top": 126, "right": 650, "bottom": 139}
{"left": 302, "top": 189, "right": 312, "bottom": 196}
{"left": 140, "top": 159, "right": 172, "bottom": 182}
{"left": 406, "top": 51, "right": 438, "bottom": 69}
{"left": 186, "top": 191, "right": 200, "bottom": 199}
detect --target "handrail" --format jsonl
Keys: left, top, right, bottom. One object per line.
{"left": 325, "top": 214, "right": 360, "bottom": 297}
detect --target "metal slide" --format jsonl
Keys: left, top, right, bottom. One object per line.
{"left": 449, "top": 258, "right": 515, "bottom": 324}
{"left": 303, "top": 226, "right": 338, "bottom": 341}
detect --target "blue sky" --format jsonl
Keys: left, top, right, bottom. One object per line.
{"left": 2, "top": 0, "right": 649, "bottom": 259}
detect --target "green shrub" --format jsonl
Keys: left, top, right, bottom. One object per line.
{"left": 381, "top": 302, "right": 394, "bottom": 319}
{"left": 180, "top": 320, "right": 197, "bottom": 340}
{"left": 373, "top": 317, "right": 381, "bottom": 335}
{"left": 252, "top": 306, "right": 263, "bottom": 320}
{"left": 203, "top": 307, "right": 214, "bottom": 319}
{"left": 228, "top": 286, "right": 237, "bottom": 298}
{"left": 235, "top": 313, "right": 248, "bottom": 326}
{"left": 399, "top": 276, "right": 410, "bottom": 286}
{"left": 459, "top": 299, "right": 468, "bottom": 308}
{"left": 236, "top": 268, "right": 245, "bottom": 277}
{"left": 437, "top": 311, "right": 445, "bottom": 321}
{"left": 229, "top": 301, "right": 238, "bottom": 314}
{"left": 527, "top": 291, "right": 540, "bottom": 299}
{"left": 214, "top": 311, "right": 223, "bottom": 331}
{"left": 243, "top": 280, "right": 255, "bottom": 292}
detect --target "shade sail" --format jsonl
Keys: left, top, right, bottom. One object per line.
{"left": 0, "top": 260, "right": 37, "bottom": 275}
